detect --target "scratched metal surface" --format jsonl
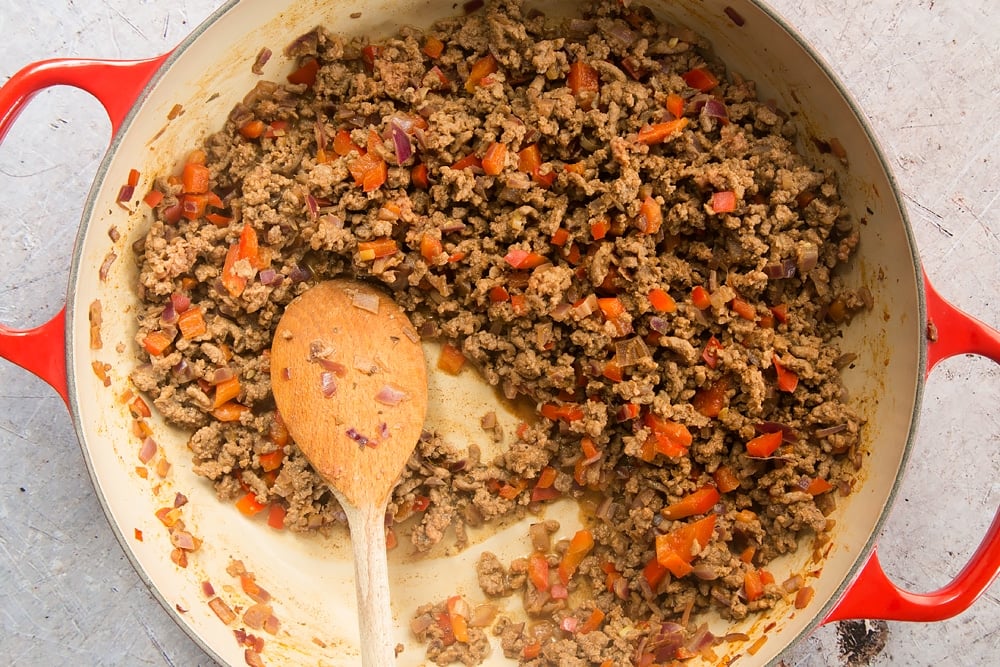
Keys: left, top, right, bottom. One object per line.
{"left": 0, "top": 1, "right": 996, "bottom": 665}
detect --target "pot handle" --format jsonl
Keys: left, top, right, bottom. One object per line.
{"left": 824, "top": 270, "right": 1000, "bottom": 623}
{"left": 0, "top": 55, "right": 169, "bottom": 404}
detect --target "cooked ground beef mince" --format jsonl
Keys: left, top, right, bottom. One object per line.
{"left": 131, "top": 0, "right": 869, "bottom": 663}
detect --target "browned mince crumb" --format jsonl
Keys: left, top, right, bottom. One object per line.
{"left": 131, "top": 0, "right": 870, "bottom": 664}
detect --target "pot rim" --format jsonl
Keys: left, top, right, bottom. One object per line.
{"left": 62, "top": 1, "right": 928, "bottom": 664}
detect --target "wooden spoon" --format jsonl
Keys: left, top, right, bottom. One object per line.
{"left": 270, "top": 279, "right": 428, "bottom": 666}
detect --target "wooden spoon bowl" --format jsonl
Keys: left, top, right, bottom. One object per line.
{"left": 270, "top": 279, "right": 428, "bottom": 666}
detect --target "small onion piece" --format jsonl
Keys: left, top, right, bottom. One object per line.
{"left": 171, "top": 292, "right": 191, "bottom": 313}
{"left": 560, "top": 616, "right": 578, "bottom": 633}
{"left": 567, "top": 18, "right": 595, "bottom": 38}
{"left": 160, "top": 301, "right": 178, "bottom": 325}
{"left": 703, "top": 98, "right": 729, "bottom": 121}
{"left": 796, "top": 242, "right": 819, "bottom": 274}
{"left": 782, "top": 573, "right": 804, "bottom": 592}
{"left": 210, "top": 367, "right": 235, "bottom": 385}
{"left": 171, "top": 529, "right": 197, "bottom": 551}
{"left": 252, "top": 47, "right": 272, "bottom": 75}
{"left": 469, "top": 603, "right": 498, "bottom": 628}
{"left": 172, "top": 359, "right": 196, "bottom": 383}
{"left": 815, "top": 423, "right": 848, "bottom": 437}
{"left": 763, "top": 259, "right": 797, "bottom": 279}
{"left": 318, "top": 358, "right": 348, "bottom": 376}
{"left": 117, "top": 184, "right": 135, "bottom": 203}
{"left": 690, "top": 563, "right": 719, "bottom": 580}
{"left": 320, "top": 371, "right": 338, "bottom": 397}
{"left": 648, "top": 316, "right": 671, "bottom": 334}
{"left": 139, "top": 437, "right": 158, "bottom": 464}
{"left": 259, "top": 268, "right": 281, "bottom": 286}
{"left": 607, "top": 22, "right": 637, "bottom": 46}
{"left": 390, "top": 122, "right": 413, "bottom": 164}
{"left": 528, "top": 522, "right": 551, "bottom": 552}
{"left": 550, "top": 584, "right": 569, "bottom": 600}
{"left": 99, "top": 251, "right": 117, "bottom": 281}
{"left": 288, "top": 265, "right": 312, "bottom": 283}
{"left": 351, "top": 290, "right": 380, "bottom": 314}
{"left": 795, "top": 585, "right": 816, "bottom": 609}
{"left": 375, "top": 384, "right": 408, "bottom": 406}
{"left": 614, "top": 336, "right": 651, "bottom": 368}
{"left": 410, "top": 613, "right": 434, "bottom": 634}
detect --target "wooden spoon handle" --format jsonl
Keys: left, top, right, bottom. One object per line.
{"left": 348, "top": 502, "right": 396, "bottom": 667}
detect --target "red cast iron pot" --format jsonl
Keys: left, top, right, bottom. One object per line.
{"left": 1, "top": 0, "right": 998, "bottom": 664}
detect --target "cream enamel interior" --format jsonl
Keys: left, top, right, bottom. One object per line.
{"left": 66, "top": 0, "right": 923, "bottom": 664}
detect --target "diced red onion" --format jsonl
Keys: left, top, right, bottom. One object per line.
{"left": 691, "top": 563, "right": 718, "bottom": 580}
{"left": 797, "top": 242, "right": 819, "bottom": 274}
{"left": 782, "top": 573, "right": 804, "bottom": 592}
{"left": 450, "top": 596, "right": 471, "bottom": 619}
{"left": 796, "top": 475, "right": 812, "bottom": 491}
{"left": 206, "top": 368, "right": 233, "bottom": 386}
{"left": 139, "top": 437, "right": 157, "bottom": 464}
{"left": 259, "top": 268, "right": 280, "bottom": 285}
{"left": 117, "top": 184, "right": 135, "bottom": 203}
{"left": 379, "top": 422, "right": 390, "bottom": 441}
{"left": 351, "top": 290, "right": 380, "bottom": 314}
{"left": 573, "top": 294, "right": 599, "bottom": 319}
{"left": 612, "top": 575, "right": 629, "bottom": 599}
{"left": 684, "top": 623, "right": 716, "bottom": 654}
{"left": 281, "top": 367, "right": 291, "bottom": 381}
{"left": 160, "top": 301, "right": 178, "bottom": 325}
{"left": 550, "top": 584, "right": 568, "bottom": 600}
{"left": 346, "top": 427, "right": 370, "bottom": 448}
{"left": 504, "top": 171, "right": 532, "bottom": 190}
{"left": 648, "top": 316, "right": 670, "bottom": 334}
{"left": 172, "top": 359, "right": 195, "bottom": 383}
{"left": 391, "top": 123, "right": 413, "bottom": 164}
{"left": 99, "top": 251, "right": 117, "bottom": 282}
{"left": 252, "top": 48, "right": 271, "bottom": 75}
{"left": 201, "top": 581, "right": 215, "bottom": 597}
{"left": 652, "top": 623, "right": 686, "bottom": 661}
{"left": 550, "top": 302, "right": 572, "bottom": 321}
{"left": 243, "top": 603, "right": 271, "bottom": 630}
{"left": 469, "top": 603, "right": 498, "bottom": 628}
{"left": 288, "top": 265, "right": 312, "bottom": 283}
{"left": 703, "top": 99, "right": 729, "bottom": 121}
{"left": 320, "top": 372, "right": 338, "bottom": 397}
{"left": 529, "top": 522, "right": 551, "bottom": 551}
{"left": 560, "top": 616, "right": 578, "bottom": 633}
{"left": 375, "top": 384, "right": 408, "bottom": 406}
{"left": 317, "top": 358, "right": 347, "bottom": 376}
{"left": 567, "top": 18, "right": 595, "bottom": 38}
{"left": 607, "top": 23, "right": 637, "bottom": 45}
{"left": 174, "top": 492, "right": 188, "bottom": 508}
{"left": 763, "top": 259, "right": 797, "bottom": 279}
{"left": 306, "top": 194, "right": 319, "bottom": 220}
{"left": 263, "top": 612, "right": 280, "bottom": 635}
{"left": 171, "top": 292, "right": 191, "bottom": 313}
{"left": 171, "top": 529, "right": 196, "bottom": 551}
{"left": 440, "top": 219, "right": 467, "bottom": 234}
{"left": 410, "top": 614, "right": 434, "bottom": 634}
{"left": 595, "top": 496, "right": 615, "bottom": 520}
{"left": 815, "top": 423, "right": 847, "bottom": 437}
{"left": 614, "top": 336, "right": 651, "bottom": 367}
{"left": 401, "top": 325, "right": 420, "bottom": 344}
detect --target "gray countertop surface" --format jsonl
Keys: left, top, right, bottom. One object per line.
{"left": 0, "top": 1, "right": 997, "bottom": 665}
